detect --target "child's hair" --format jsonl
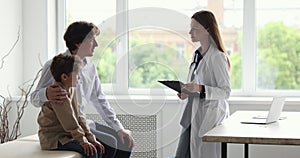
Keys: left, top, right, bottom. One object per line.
{"left": 50, "top": 54, "right": 83, "bottom": 82}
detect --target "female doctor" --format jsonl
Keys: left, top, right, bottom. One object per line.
{"left": 175, "top": 10, "right": 231, "bottom": 158}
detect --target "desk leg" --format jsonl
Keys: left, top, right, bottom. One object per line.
{"left": 221, "top": 142, "right": 227, "bottom": 158}
{"left": 244, "top": 143, "right": 249, "bottom": 158}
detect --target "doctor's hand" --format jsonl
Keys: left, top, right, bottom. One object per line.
{"left": 177, "top": 93, "right": 188, "bottom": 100}
{"left": 184, "top": 83, "right": 202, "bottom": 93}
{"left": 46, "top": 83, "right": 68, "bottom": 104}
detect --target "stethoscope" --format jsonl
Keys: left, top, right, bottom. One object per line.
{"left": 188, "top": 49, "right": 203, "bottom": 81}
{"left": 190, "top": 50, "right": 203, "bottom": 71}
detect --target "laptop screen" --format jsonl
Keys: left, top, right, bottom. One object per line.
{"left": 266, "top": 97, "right": 286, "bottom": 123}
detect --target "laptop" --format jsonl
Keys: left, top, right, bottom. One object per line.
{"left": 240, "top": 97, "right": 286, "bottom": 124}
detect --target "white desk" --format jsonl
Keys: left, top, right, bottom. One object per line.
{"left": 202, "top": 111, "right": 300, "bottom": 158}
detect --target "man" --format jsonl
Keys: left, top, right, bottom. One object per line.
{"left": 31, "top": 21, "right": 134, "bottom": 158}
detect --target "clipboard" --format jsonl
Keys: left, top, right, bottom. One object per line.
{"left": 158, "top": 80, "right": 195, "bottom": 94}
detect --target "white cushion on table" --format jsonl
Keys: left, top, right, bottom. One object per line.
{"left": 17, "top": 134, "right": 39, "bottom": 142}
{"left": 0, "top": 140, "right": 82, "bottom": 158}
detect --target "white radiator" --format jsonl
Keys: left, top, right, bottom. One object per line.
{"left": 86, "top": 114, "right": 157, "bottom": 158}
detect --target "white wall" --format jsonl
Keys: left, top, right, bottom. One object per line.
{"left": 0, "top": 0, "right": 23, "bottom": 96}
{"left": 0, "top": 0, "right": 55, "bottom": 145}
{"left": 0, "top": 0, "right": 55, "bottom": 95}
{"left": 23, "top": 0, "right": 56, "bottom": 83}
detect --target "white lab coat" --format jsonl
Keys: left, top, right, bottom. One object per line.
{"left": 188, "top": 43, "right": 231, "bottom": 158}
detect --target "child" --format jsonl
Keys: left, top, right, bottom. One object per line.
{"left": 37, "top": 54, "right": 104, "bottom": 158}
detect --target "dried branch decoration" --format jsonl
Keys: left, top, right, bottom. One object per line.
{"left": 0, "top": 27, "right": 41, "bottom": 143}
{"left": 0, "top": 26, "right": 20, "bottom": 70}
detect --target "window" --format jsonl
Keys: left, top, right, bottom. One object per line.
{"left": 256, "top": 0, "right": 300, "bottom": 93}
{"left": 61, "top": 0, "right": 300, "bottom": 96}
{"left": 65, "top": 0, "right": 117, "bottom": 86}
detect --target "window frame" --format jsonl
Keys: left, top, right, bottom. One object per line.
{"left": 57, "top": 0, "right": 300, "bottom": 97}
